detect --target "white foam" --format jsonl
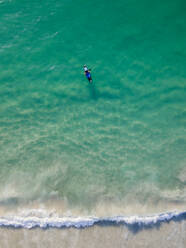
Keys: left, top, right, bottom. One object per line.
{"left": 0, "top": 210, "right": 185, "bottom": 229}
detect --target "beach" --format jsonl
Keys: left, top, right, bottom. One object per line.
{"left": 0, "top": 0, "right": 186, "bottom": 246}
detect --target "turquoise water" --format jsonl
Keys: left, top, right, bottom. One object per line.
{"left": 0, "top": 0, "right": 186, "bottom": 214}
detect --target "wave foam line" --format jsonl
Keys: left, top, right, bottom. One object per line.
{"left": 0, "top": 211, "right": 186, "bottom": 230}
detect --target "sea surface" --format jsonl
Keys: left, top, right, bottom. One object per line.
{"left": 0, "top": 0, "right": 186, "bottom": 247}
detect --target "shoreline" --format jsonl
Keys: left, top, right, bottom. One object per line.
{"left": 0, "top": 199, "right": 186, "bottom": 230}
{"left": 0, "top": 210, "right": 186, "bottom": 230}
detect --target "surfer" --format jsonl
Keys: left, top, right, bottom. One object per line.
{"left": 83, "top": 65, "right": 92, "bottom": 83}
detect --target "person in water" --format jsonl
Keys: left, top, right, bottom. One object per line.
{"left": 83, "top": 65, "right": 92, "bottom": 83}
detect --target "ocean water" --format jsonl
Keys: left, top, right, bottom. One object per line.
{"left": 0, "top": 0, "right": 186, "bottom": 247}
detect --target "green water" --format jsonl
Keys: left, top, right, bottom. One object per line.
{"left": 0, "top": 0, "right": 186, "bottom": 212}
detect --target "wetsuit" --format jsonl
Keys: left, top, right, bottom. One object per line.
{"left": 85, "top": 71, "right": 92, "bottom": 82}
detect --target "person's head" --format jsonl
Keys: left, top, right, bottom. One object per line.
{"left": 84, "top": 65, "right": 87, "bottom": 68}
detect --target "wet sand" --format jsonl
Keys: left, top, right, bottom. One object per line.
{"left": 0, "top": 220, "right": 185, "bottom": 248}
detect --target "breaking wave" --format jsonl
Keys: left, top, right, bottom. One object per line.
{"left": 0, "top": 211, "right": 186, "bottom": 231}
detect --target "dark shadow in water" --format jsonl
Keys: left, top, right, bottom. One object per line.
{"left": 53, "top": 87, "right": 121, "bottom": 104}
{"left": 0, "top": 197, "right": 19, "bottom": 206}
{"left": 94, "top": 211, "right": 186, "bottom": 234}
{"left": 87, "top": 82, "right": 98, "bottom": 100}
